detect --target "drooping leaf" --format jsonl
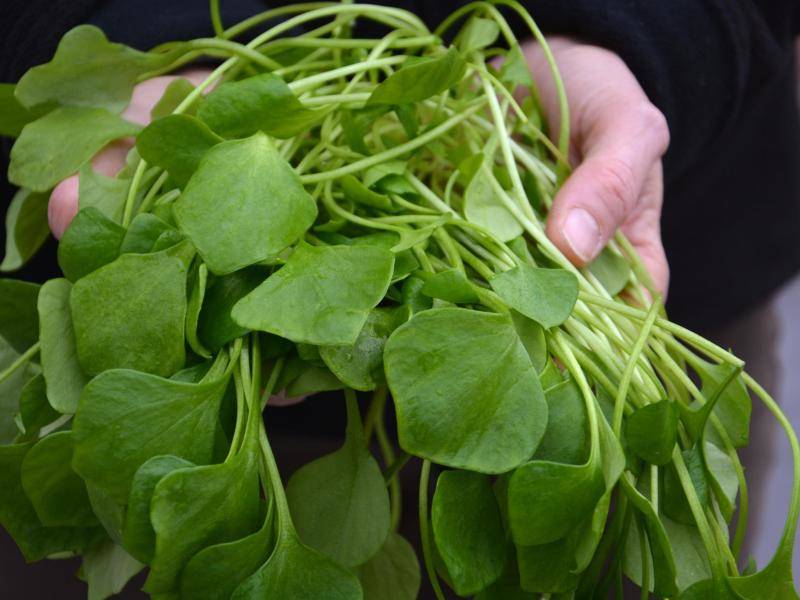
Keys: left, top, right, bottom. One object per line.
{"left": 663, "top": 446, "right": 709, "bottom": 526}
{"left": 431, "top": 470, "right": 507, "bottom": 595}
{"left": 122, "top": 455, "right": 195, "bottom": 563}
{"left": 340, "top": 175, "right": 394, "bottom": 211}
{"left": 151, "top": 78, "right": 196, "bottom": 120}
{"left": 319, "top": 306, "right": 409, "bottom": 391}
{"left": 186, "top": 261, "right": 211, "bottom": 358}
{"left": 286, "top": 398, "right": 390, "bottom": 567}
{"left": 694, "top": 359, "right": 751, "bottom": 448}
{"left": 0, "top": 279, "right": 41, "bottom": 353}
{"left": 464, "top": 166, "right": 523, "bottom": 242}
{"left": 136, "top": 114, "right": 222, "bottom": 186}
{"left": 491, "top": 264, "right": 578, "bottom": 329}
{"left": 9, "top": 106, "right": 140, "bottom": 192}
{"left": 626, "top": 400, "right": 679, "bottom": 465}
{"left": 384, "top": 308, "right": 547, "bottom": 473}
{"left": 457, "top": 17, "right": 500, "bottom": 53}
{"left": 516, "top": 536, "right": 579, "bottom": 594}
{"left": 703, "top": 441, "right": 739, "bottom": 522}
{"left": 78, "top": 164, "right": 129, "bottom": 224}
{"left": 532, "top": 379, "right": 589, "bottom": 465}
{"left": 510, "top": 310, "right": 547, "bottom": 373}
{"left": 21, "top": 431, "right": 98, "bottom": 527}
{"left": 70, "top": 252, "right": 187, "bottom": 376}
{"left": 589, "top": 248, "right": 630, "bottom": 296}
{"left": 368, "top": 47, "right": 467, "bottom": 105}
{"left": 15, "top": 25, "right": 176, "bottom": 112}
{"left": 233, "top": 243, "right": 394, "bottom": 346}
{"left": 174, "top": 132, "right": 317, "bottom": 274}
{"left": 57, "top": 207, "right": 125, "bottom": 282}
{"left": 180, "top": 505, "right": 275, "bottom": 600}
{"left": 357, "top": 532, "right": 420, "bottom": 600}
{"left": 72, "top": 366, "right": 230, "bottom": 504}
{"left": 198, "top": 72, "right": 325, "bottom": 138}
{"left": 38, "top": 278, "right": 90, "bottom": 414}
{"left": 0, "top": 83, "right": 53, "bottom": 137}
{"left": 18, "top": 374, "right": 60, "bottom": 436}
{"left": 1, "top": 188, "right": 50, "bottom": 272}
{"left": 81, "top": 539, "right": 144, "bottom": 600}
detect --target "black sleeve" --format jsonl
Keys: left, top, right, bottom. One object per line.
{"left": 518, "top": 0, "right": 797, "bottom": 181}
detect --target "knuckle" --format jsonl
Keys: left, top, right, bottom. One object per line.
{"left": 595, "top": 158, "right": 638, "bottom": 218}
{"left": 633, "top": 102, "right": 670, "bottom": 155}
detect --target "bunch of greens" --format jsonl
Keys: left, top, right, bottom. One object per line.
{"left": 1, "top": 1, "right": 798, "bottom": 598}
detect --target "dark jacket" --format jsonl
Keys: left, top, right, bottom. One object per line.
{"left": 2, "top": 0, "right": 799, "bottom": 331}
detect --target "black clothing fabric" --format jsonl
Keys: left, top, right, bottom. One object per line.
{"left": 1, "top": 0, "right": 799, "bottom": 331}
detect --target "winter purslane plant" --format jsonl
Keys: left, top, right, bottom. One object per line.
{"left": 0, "top": 2, "right": 798, "bottom": 598}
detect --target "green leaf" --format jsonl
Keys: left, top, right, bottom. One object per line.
{"left": 9, "top": 106, "right": 140, "bottom": 192}
{"left": 122, "top": 455, "right": 195, "bottom": 563}
{"left": 72, "top": 366, "right": 230, "bottom": 504}
{"left": 368, "top": 47, "right": 467, "bottom": 105}
{"left": 119, "top": 213, "right": 174, "bottom": 255}
{"left": 186, "top": 261, "right": 211, "bottom": 358}
{"left": 232, "top": 528, "right": 363, "bottom": 600}
{"left": 319, "top": 306, "right": 408, "bottom": 391}
{"left": 421, "top": 269, "right": 479, "bottom": 304}
{"left": 539, "top": 359, "right": 564, "bottom": 391}
{"left": 0, "top": 83, "right": 52, "bottom": 138}
{"left": 82, "top": 540, "right": 144, "bottom": 600}
{"left": 0, "top": 278, "right": 41, "bottom": 353}
{"left": 233, "top": 243, "right": 394, "bottom": 346}
{"left": 38, "top": 279, "right": 90, "bottom": 414}
{"left": 457, "top": 17, "right": 500, "bottom": 53}
{"left": 145, "top": 443, "right": 262, "bottom": 594}
{"left": 363, "top": 160, "right": 407, "bottom": 188}
{"left": 695, "top": 359, "right": 751, "bottom": 448}
{"left": 16, "top": 25, "right": 175, "bottom": 112}
{"left": 626, "top": 400, "right": 679, "bottom": 465}
{"left": 58, "top": 208, "right": 125, "bottom": 282}
{"left": 1, "top": 188, "right": 50, "bottom": 272}
{"left": 728, "top": 554, "right": 800, "bottom": 599}
{"left": 703, "top": 441, "right": 738, "bottom": 522}
{"left": 0, "top": 337, "right": 33, "bottom": 444}
{"left": 588, "top": 248, "right": 630, "bottom": 296}
{"left": 78, "top": 165, "right": 129, "bottom": 224}
{"left": 401, "top": 275, "right": 433, "bottom": 315}
{"left": 151, "top": 78, "right": 196, "bottom": 120}
{"left": 180, "top": 505, "right": 275, "bottom": 600}
{"left": 384, "top": 308, "right": 547, "bottom": 473}
{"left": 490, "top": 265, "right": 579, "bottom": 329}
{"left": 516, "top": 537, "right": 579, "bottom": 594}
{"left": 464, "top": 165, "right": 523, "bottom": 242}
{"left": 19, "top": 374, "right": 60, "bottom": 435}
{"left": 197, "top": 267, "right": 267, "bottom": 352}
{"left": 198, "top": 72, "right": 325, "bottom": 138}
{"left": 341, "top": 105, "right": 390, "bottom": 154}
{"left": 0, "top": 443, "right": 99, "bottom": 562}
{"left": 286, "top": 398, "right": 390, "bottom": 567}
{"left": 70, "top": 252, "right": 187, "bottom": 376}
{"left": 510, "top": 311, "right": 547, "bottom": 373}
{"left": 533, "top": 380, "right": 589, "bottom": 465}
{"left": 340, "top": 175, "right": 394, "bottom": 211}
{"left": 663, "top": 446, "right": 709, "bottom": 526}
{"left": 357, "top": 532, "right": 420, "bottom": 600}
{"left": 661, "top": 516, "right": 712, "bottom": 592}
{"left": 500, "top": 45, "right": 534, "bottom": 88}
{"left": 21, "top": 431, "right": 98, "bottom": 527}
{"left": 136, "top": 114, "right": 222, "bottom": 187}
{"left": 174, "top": 132, "right": 317, "bottom": 274}
{"left": 431, "top": 470, "right": 507, "bottom": 595}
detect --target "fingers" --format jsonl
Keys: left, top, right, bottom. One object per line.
{"left": 48, "top": 177, "right": 79, "bottom": 240}
{"left": 545, "top": 99, "right": 670, "bottom": 295}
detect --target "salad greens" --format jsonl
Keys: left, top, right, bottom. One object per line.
{"left": 0, "top": 1, "right": 798, "bottom": 598}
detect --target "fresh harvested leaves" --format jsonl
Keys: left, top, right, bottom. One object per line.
{"left": 626, "top": 399, "right": 679, "bottom": 465}
{"left": 589, "top": 247, "right": 631, "bottom": 296}
{"left": 21, "top": 431, "right": 98, "bottom": 527}
{"left": 457, "top": 18, "right": 501, "bottom": 53}
{"left": 510, "top": 311, "right": 548, "bottom": 373}
{"left": 18, "top": 374, "right": 59, "bottom": 435}
{"left": 695, "top": 359, "right": 752, "bottom": 448}
{"left": 199, "top": 72, "right": 325, "bottom": 138}
{"left": 0, "top": 278, "right": 40, "bottom": 353}
{"left": 0, "top": 83, "right": 52, "bottom": 138}
{"left": 431, "top": 470, "right": 507, "bottom": 595}
{"left": 464, "top": 165, "right": 523, "bottom": 242}
{"left": 174, "top": 132, "right": 317, "bottom": 274}
{"left": 286, "top": 397, "right": 390, "bottom": 567}
{"left": 38, "top": 279, "right": 89, "bottom": 413}
{"left": 233, "top": 243, "right": 394, "bottom": 346}
{"left": 78, "top": 164, "right": 129, "bottom": 223}
{"left": 15, "top": 25, "right": 175, "bottom": 112}
{"left": 9, "top": 107, "right": 140, "bottom": 192}
{"left": 516, "top": 536, "right": 579, "bottom": 594}
{"left": 119, "top": 213, "right": 174, "bottom": 255}
{"left": 420, "top": 269, "right": 479, "bottom": 304}
{"left": 532, "top": 379, "right": 589, "bottom": 465}
{"left": 136, "top": 114, "right": 222, "bottom": 186}
{"left": 356, "top": 533, "right": 421, "bottom": 600}
{"left": 490, "top": 264, "right": 579, "bottom": 329}
{"left": 341, "top": 175, "right": 394, "bottom": 211}
{"left": 1, "top": 188, "right": 50, "bottom": 272}
{"left": 151, "top": 78, "right": 196, "bottom": 120}
{"left": 81, "top": 540, "right": 143, "bottom": 600}
{"left": 57, "top": 208, "right": 125, "bottom": 282}
{"left": 368, "top": 47, "right": 467, "bottom": 105}
{"left": 197, "top": 267, "right": 267, "bottom": 351}
{"left": 72, "top": 366, "right": 230, "bottom": 503}
{"left": 0, "top": 338, "right": 32, "bottom": 444}
{"left": 70, "top": 252, "right": 187, "bottom": 376}
{"left": 122, "top": 455, "right": 195, "bottom": 563}
{"left": 384, "top": 308, "right": 547, "bottom": 473}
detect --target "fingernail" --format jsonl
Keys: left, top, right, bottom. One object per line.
{"left": 563, "top": 208, "right": 602, "bottom": 262}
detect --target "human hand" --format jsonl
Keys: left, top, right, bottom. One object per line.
{"left": 522, "top": 37, "right": 671, "bottom": 296}
{"left": 47, "top": 68, "right": 213, "bottom": 239}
